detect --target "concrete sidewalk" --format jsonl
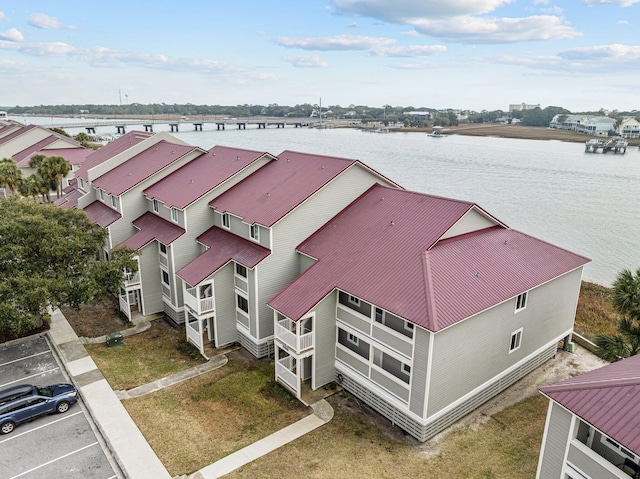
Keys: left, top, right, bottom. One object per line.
{"left": 47, "top": 309, "right": 172, "bottom": 479}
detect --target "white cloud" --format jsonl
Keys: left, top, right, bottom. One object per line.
{"left": 0, "top": 28, "right": 24, "bottom": 42}
{"left": 617, "top": 20, "right": 632, "bottom": 25}
{"left": 584, "top": 0, "right": 640, "bottom": 6}
{"left": 347, "top": 22, "right": 358, "bottom": 28}
{"left": 411, "top": 15, "right": 581, "bottom": 43}
{"left": 332, "top": 0, "right": 514, "bottom": 21}
{"left": 374, "top": 44, "right": 446, "bottom": 57}
{"left": 282, "top": 54, "right": 329, "bottom": 67}
{"left": 28, "top": 13, "right": 76, "bottom": 30}
{"left": 0, "top": 12, "right": 9, "bottom": 22}
{"left": 275, "top": 34, "right": 395, "bottom": 51}
{"left": 559, "top": 43, "right": 640, "bottom": 61}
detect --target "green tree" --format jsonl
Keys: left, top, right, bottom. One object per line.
{"left": 17, "top": 174, "right": 41, "bottom": 201}
{"left": 0, "top": 158, "right": 24, "bottom": 197}
{"left": 595, "top": 267, "right": 640, "bottom": 361}
{"left": 28, "top": 154, "right": 71, "bottom": 201}
{"left": 0, "top": 198, "right": 137, "bottom": 338}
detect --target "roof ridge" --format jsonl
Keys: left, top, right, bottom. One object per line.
{"left": 542, "top": 375, "right": 640, "bottom": 394}
{"left": 422, "top": 251, "right": 438, "bottom": 330}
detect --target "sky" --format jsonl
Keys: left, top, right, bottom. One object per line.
{"left": 0, "top": 0, "right": 638, "bottom": 112}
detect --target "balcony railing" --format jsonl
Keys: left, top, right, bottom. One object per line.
{"left": 275, "top": 318, "right": 313, "bottom": 353}
{"left": 123, "top": 271, "right": 140, "bottom": 288}
{"left": 184, "top": 287, "right": 214, "bottom": 315}
{"left": 276, "top": 356, "right": 298, "bottom": 392}
{"left": 119, "top": 294, "right": 131, "bottom": 319}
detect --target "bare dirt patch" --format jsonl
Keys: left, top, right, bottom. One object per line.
{"left": 60, "top": 295, "right": 131, "bottom": 338}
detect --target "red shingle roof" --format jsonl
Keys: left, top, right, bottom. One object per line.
{"left": 92, "top": 140, "right": 197, "bottom": 196}
{"left": 116, "top": 212, "right": 185, "bottom": 250}
{"left": 541, "top": 354, "right": 640, "bottom": 457}
{"left": 83, "top": 201, "right": 121, "bottom": 227}
{"left": 144, "top": 146, "right": 274, "bottom": 209}
{"left": 177, "top": 226, "right": 270, "bottom": 287}
{"left": 75, "top": 131, "right": 153, "bottom": 182}
{"left": 268, "top": 184, "right": 589, "bottom": 330}
{"left": 209, "top": 150, "right": 357, "bottom": 227}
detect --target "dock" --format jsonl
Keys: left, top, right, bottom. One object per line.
{"left": 584, "top": 138, "right": 628, "bottom": 154}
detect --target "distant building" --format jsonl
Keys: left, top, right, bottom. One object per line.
{"left": 549, "top": 114, "right": 616, "bottom": 137}
{"left": 619, "top": 118, "right": 640, "bottom": 139}
{"left": 509, "top": 103, "right": 540, "bottom": 112}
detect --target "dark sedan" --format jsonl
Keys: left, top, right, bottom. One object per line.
{"left": 0, "top": 383, "right": 78, "bottom": 434}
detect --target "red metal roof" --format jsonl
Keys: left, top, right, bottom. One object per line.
{"left": 83, "top": 200, "right": 121, "bottom": 227}
{"left": 54, "top": 187, "right": 84, "bottom": 209}
{"left": 209, "top": 150, "right": 358, "bottom": 227}
{"left": 268, "top": 184, "right": 589, "bottom": 330}
{"left": 0, "top": 124, "right": 37, "bottom": 145}
{"left": 75, "top": 131, "right": 153, "bottom": 182}
{"left": 91, "top": 140, "right": 196, "bottom": 196}
{"left": 541, "top": 354, "right": 640, "bottom": 457}
{"left": 144, "top": 146, "right": 275, "bottom": 209}
{"left": 12, "top": 136, "right": 58, "bottom": 165}
{"left": 116, "top": 212, "right": 185, "bottom": 250}
{"left": 177, "top": 226, "right": 270, "bottom": 287}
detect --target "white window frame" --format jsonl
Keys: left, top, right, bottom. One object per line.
{"left": 159, "top": 243, "right": 167, "bottom": 255}
{"left": 347, "top": 333, "right": 359, "bottom": 346}
{"left": 402, "top": 363, "right": 411, "bottom": 374}
{"left": 404, "top": 322, "right": 414, "bottom": 332}
{"left": 111, "top": 195, "right": 117, "bottom": 208}
{"left": 509, "top": 328, "right": 523, "bottom": 353}
{"left": 153, "top": 199, "right": 159, "bottom": 213}
{"left": 348, "top": 295, "right": 360, "bottom": 307}
{"left": 235, "top": 263, "right": 247, "bottom": 278}
{"left": 236, "top": 292, "right": 249, "bottom": 314}
{"left": 222, "top": 212, "right": 230, "bottom": 229}
{"left": 171, "top": 207, "right": 178, "bottom": 222}
{"left": 161, "top": 270, "right": 170, "bottom": 286}
{"left": 600, "top": 435, "right": 638, "bottom": 462}
{"left": 78, "top": 178, "right": 84, "bottom": 191}
{"left": 99, "top": 189, "right": 105, "bottom": 201}
{"left": 375, "top": 307, "right": 385, "bottom": 324}
{"left": 250, "top": 224, "right": 260, "bottom": 242}
{"left": 515, "top": 292, "right": 528, "bottom": 312}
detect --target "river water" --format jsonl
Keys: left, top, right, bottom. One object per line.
{"left": 15, "top": 116, "right": 640, "bottom": 286}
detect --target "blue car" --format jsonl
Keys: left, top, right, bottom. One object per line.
{"left": 0, "top": 383, "right": 78, "bottom": 434}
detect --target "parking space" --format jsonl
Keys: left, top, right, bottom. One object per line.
{"left": 0, "top": 336, "right": 119, "bottom": 479}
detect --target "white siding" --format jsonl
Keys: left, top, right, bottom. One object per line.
{"left": 440, "top": 208, "right": 498, "bottom": 239}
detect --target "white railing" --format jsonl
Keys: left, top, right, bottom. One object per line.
{"left": 118, "top": 294, "right": 131, "bottom": 319}
{"left": 123, "top": 271, "right": 140, "bottom": 287}
{"left": 184, "top": 287, "right": 214, "bottom": 314}
{"left": 276, "top": 357, "right": 298, "bottom": 392}
{"left": 186, "top": 319, "right": 201, "bottom": 350}
{"left": 275, "top": 318, "right": 313, "bottom": 353}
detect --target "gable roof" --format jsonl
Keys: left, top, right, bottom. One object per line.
{"left": 54, "top": 187, "right": 84, "bottom": 209}
{"left": 75, "top": 131, "right": 154, "bottom": 182}
{"left": 144, "top": 145, "right": 275, "bottom": 209}
{"left": 268, "top": 184, "right": 589, "bottom": 330}
{"left": 540, "top": 354, "right": 640, "bottom": 457}
{"left": 0, "top": 124, "right": 38, "bottom": 145}
{"left": 116, "top": 212, "right": 185, "bottom": 250}
{"left": 11, "top": 136, "right": 59, "bottom": 165}
{"left": 83, "top": 200, "right": 121, "bottom": 227}
{"left": 209, "top": 150, "right": 358, "bottom": 227}
{"left": 91, "top": 140, "right": 197, "bottom": 196}
{"left": 177, "top": 226, "right": 270, "bottom": 287}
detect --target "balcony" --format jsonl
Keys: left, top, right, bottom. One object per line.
{"left": 122, "top": 271, "right": 140, "bottom": 289}
{"left": 184, "top": 287, "right": 214, "bottom": 315}
{"left": 276, "top": 355, "right": 298, "bottom": 393}
{"left": 275, "top": 317, "right": 313, "bottom": 354}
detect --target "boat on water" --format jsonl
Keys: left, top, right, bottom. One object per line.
{"left": 585, "top": 137, "right": 628, "bottom": 154}
{"left": 428, "top": 126, "right": 446, "bottom": 137}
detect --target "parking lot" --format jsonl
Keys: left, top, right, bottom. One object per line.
{"left": 0, "top": 336, "right": 119, "bottom": 479}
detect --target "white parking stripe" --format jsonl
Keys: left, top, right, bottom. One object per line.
{"left": 9, "top": 441, "right": 99, "bottom": 479}
{"left": 0, "top": 350, "right": 50, "bottom": 368}
{"left": 0, "top": 411, "right": 83, "bottom": 445}
{"left": 0, "top": 367, "right": 60, "bottom": 389}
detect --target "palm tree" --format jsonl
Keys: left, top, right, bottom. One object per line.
{"left": 18, "top": 175, "right": 42, "bottom": 202}
{"left": 0, "top": 158, "right": 24, "bottom": 197}
{"left": 28, "top": 154, "right": 71, "bottom": 201}
{"left": 595, "top": 267, "right": 640, "bottom": 361}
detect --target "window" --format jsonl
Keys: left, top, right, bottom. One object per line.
{"left": 171, "top": 207, "right": 178, "bottom": 222}
{"left": 515, "top": 292, "right": 527, "bottom": 312}
{"left": 153, "top": 199, "right": 159, "bottom": 213}
{"left": 250, "top": 224, "right": 260, "bottom": 242}
{"left": 78, "top": 178, "right": 84, "bottom": 191}
{"left": 402, "top": 363, "right": 411, "bottom": 374}
{"left": 236, "top": 263, "right": 247, "bottom": 278}
{"left": 99, "top": 189, "right": 104, "bottom": 201}
{"left": 159, "top": 243, "right": 167, "bottom": 255}
{"left": 161, "top": 270, "right": 170, "bottom": 286}
{"left": 348, "top": 295, "right": 360, "bottom": 307}
{"left": 111, "top": 195, "right": 117, "bottom": 208}
{"left": 347, "top": 333, "right": 359, "bottom": 346}
{"left": 510, "top": 328, "right": 523, "bottom": 353}
{"left": 601, "top": 435, "right": 637, "bottom": 461}
{"left": 375, "top": 307, "right": 385, "bottom": 324}
{"left": 222, "top": 212, "right": 230, "bottom": 229}
{"left": 405, "top": 322, "right": 414, "bottom": 332}
{"left": 237, "top": 294, "right": 249, "bottom": 314}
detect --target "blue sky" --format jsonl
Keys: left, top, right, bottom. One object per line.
{"left": 1, "top": 0, "right": 638, "bottom": 112}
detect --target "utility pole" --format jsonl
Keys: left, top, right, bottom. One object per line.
{"left": 119, "top": 88, "right": 122, "bottom": 106}
{"left": 319, "top": 97, "right": 322, "bottom": 128}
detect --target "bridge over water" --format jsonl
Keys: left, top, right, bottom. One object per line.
{"left": 49, "top": 117, "right": 320, "bottom": 134}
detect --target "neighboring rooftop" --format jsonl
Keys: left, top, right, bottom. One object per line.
{"left": 144, "top": 145, "right": 275, "bottom": 209}
{"left": 0, "top": 124, "right": 38, "bottom": 145}
{"left": 117, "top": 212, "right": 185, "bottom": 250}
{"left": 177, "top": 226, "right": 270, "bottom": 287}
{"left": 75, "top": 131, "right": 153, "bottom": 182}
{"left": 210, "top": 150, "right": 361, "bottom": 227}
{"left": 541, "top": 354, "right": 640, "bottom": 457}
{"left": 83, "top": 200, "right": 121, "bottom": 227}
{"left": 91, "top": 140, "right": 197, "bottom": 196}
{"left": 269, "top": 184, "right": 590, "bottom": 329}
